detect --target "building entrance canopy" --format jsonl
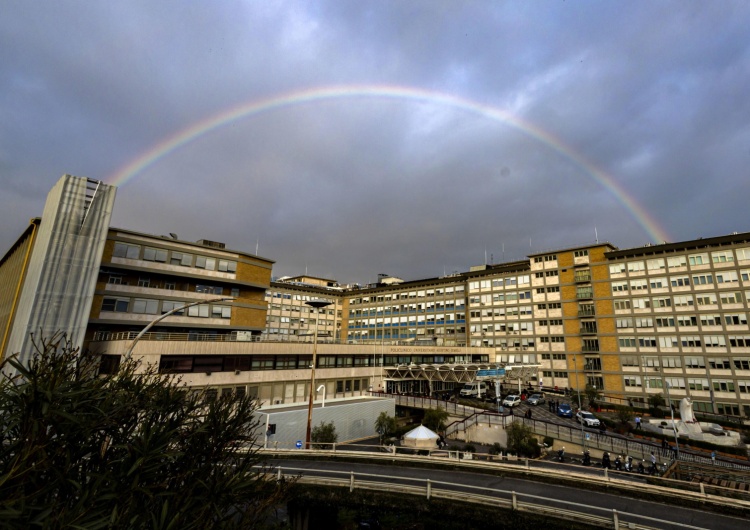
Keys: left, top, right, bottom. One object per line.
{"left": 383, "top": 363, "right": 539, "bottom": 384}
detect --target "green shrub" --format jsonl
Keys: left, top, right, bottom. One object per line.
{"left": 488, "top": 443, "right": 505, "bottom": 455}
{"left": 463, "top": 444, "right": 476, "bottom": 453}
{"left": 543, "top": 436, "right": 554, "bottom": 447}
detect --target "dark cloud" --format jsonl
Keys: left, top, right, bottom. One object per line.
{"left": 2, "top": 1, "right": 749, "bottom": 283}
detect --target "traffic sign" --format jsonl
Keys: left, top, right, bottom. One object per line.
{"left": 296, "top": 440, "right": 303, "bottom": 449}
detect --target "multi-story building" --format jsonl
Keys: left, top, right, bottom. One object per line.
{"left": 4, "top": 175, "right": 750, "bottom": 418}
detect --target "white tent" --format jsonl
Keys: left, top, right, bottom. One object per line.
{"left": 402, "top": 425, "right": 440, "bottom": 448}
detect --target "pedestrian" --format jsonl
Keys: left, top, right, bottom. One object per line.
{"left": 635, "top": 415, "right": 642, "bottom": 430}
{"left": 711, "top": 451, "right": 716, "bottom": 464}
{"left": 650, "top": 451, "right": 656, "bottom": 466}
{"left": 661, "top": 437, "right": 668, "bottom": 456}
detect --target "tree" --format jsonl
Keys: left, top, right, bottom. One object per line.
{"left": 506, "top": 422, "right": 541, "bottom": 458}
{"left": 422, "top": 407, "right": 449, "bottom": 432}
{"left": 614, "top": 404, "right": 635, "bottom": 425}
{"left": 311, "top": 421, "right": 338, "bottom": 449}
{"left": 374, "top": 411, "right": 397, "bottom": 443}
{"left": 584, "top": 385, "right": 600, "bottom": 408}
{"left": 0, "top": 333, "right": 292, "bottom": 529}
{"left": 648, "top": 393, "right": 666, "bottom": 409}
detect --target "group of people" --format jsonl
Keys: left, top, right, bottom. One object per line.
{"left": 600, "top": 451, "right": 658, "bottom": 475}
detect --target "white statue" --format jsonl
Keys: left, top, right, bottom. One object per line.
{"left": 679, "top": 397, "right": 696, "bottom": 423}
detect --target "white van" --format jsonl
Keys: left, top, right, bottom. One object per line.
{"left": 459, "top": 382, "right": 488, "bottom": 398}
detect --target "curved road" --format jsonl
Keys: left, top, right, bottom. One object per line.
{"left": 270, "top": 458, "right": 748, "bottom": 529}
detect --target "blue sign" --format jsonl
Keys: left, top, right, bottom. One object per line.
{"left": 477, "top": 369, "right": 506, "bottom": 377}
{"left": 296, "top": 440, "right": 303, "bottom": 449}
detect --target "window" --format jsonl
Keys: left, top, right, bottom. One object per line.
{"left": 612, "top": 281, "right": 629, "bottom": 293}
{"left": 621, "top": 356, "right": 639, "bottom": 366}
{"left": 670, "top": 276, "right": 690, "bottom": 287}
{"left": 708, "top": 358, "right": 731, "bottom": 369}
{"left": 628, "top": 261, "right": 645, "bottom": 273}
{"left": 195, "top": 256, "right": 216, "bottom": 271}
{"left": 655, "top": 316, "right": 675, "bottom": 327}
{"left": 187, "top": 304, "right": 210, "bottom": 318}
{"left": 638, "top": 337, "right": 657, "bottom": 347}
{"left": 102, "top": 297, "right": 129, "bottom": 312}
{"left": 170, "top": 252, "right": 193, "bottom": 266}
{"left": 712, "top": 250, "right": 734, "bottom": 263}
{"left": 619, "top": 337, "right": 637, "bottom": 347}
{"left": 113, "top": 242, "right": 140, "bottom": 259}
{"left": 132, "top": 298, "right": 158, "bottom": 314}
{"left": 162, "top": 301, "right": 185, "bottom": 315}
{"left": 212, "top": 305, "right": 232, "bottom": 319}
{"left": 724, "top": 314, "right": 748, "bottom": 326}
{"left": 165, "top": 282, "right": 175, "bottom": 290}
{"left": 681, "top": 336, "right": 702, "bottom": 347}
{"left": 107, "top": 276, "right": 122, "bottom": 285}
{"left": 647, "top": 258, "right": 665, "bottom": 270}
{"left": 667, "top": 256, "right": 687, "bottom": 268}
{"left": 688, "top": 378, "right": 708, "bottom": 391}
{"left": 704, "top": 336, "right": 726, "bottom": 348}
{"left": 684, "top": 356, "right": 705, "bottom": 368}
{"left": 624, "top": 376, "right": 642, "bottom": 387}
{"left": 614, "top": 300, "right": 631, "bottom": 310}
{"left": 716, "top": 271, "right": 739, "bottom": 284}
{"left": 688, "top": 253, "right": 708, "bottom": 266}
{"left": 737, "top": 248, "right": 750, "bottom": 261}
{"left": 609, "top": 264, "right": 626, "bottom": 275}
{"left": 616, "top": 318, "right": 633, "bottom": 328}
{"left": 218, "top": 260, "right": 237, "bottom": 273}
{"left": 692, "top": 274, "right": 713, "bottom": 285}
{"left": 696, "top": 294, "right": 717, "bottom": 306}
{"left": 231, "top": 287, "right": 240, "bottom": 298}
{"left": 734, "top": 358, "right": 750, "bottom": 370}
{"left": 673, "top": 295, "right": 694, "bottom": 307}
{"left": 630, "top": 279, "right": 648, "bottom": 291}
{"left": 143, "top": 247, "right": 168, "bottom": 262}
{"left": 574, "top": 250, "right": 588, "bottom": 257}
{"left": 659, "top": 336, "right": 678, "bottom": 348}
{"left": 137, "top": 277, "right": 150, "bottom": 287}
{"left": 650, "top": 277, "right": 666, "bottom": 289}
{"left": 720, "top": 292, "right": 743, "bottom": 304}
{"left": 662, "top": 356, "right": 682, "bottom": 368}
{"left": 652, "top": 296, "right": 671, "bottom": 308}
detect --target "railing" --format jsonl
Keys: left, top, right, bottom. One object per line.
{"left": 264, "top": 455, "right": 747, "bottom": 526}
{"left": 383, "top": 393, "right": 750, "bottom": 472}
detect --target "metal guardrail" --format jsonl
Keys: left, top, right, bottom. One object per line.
{"left": 275, "top": 464, "right": 713, "bottom": 529}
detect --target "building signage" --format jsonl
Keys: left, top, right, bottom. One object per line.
{"left": 477, "top": 369, "right": 506, "bottom": 377}
{"left": 390, "top": 346, "right": 464, "bottom": 353}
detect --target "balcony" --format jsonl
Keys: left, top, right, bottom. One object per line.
{"left": 578, "top": 306, "right": 596, "bottom": 317}
{"left": 576, "top": 288, "right": 594, "bottom": 300}
{"left": 574, "top": 272, "right": 592, "bottom": 283}
{"left": 579, "top": 323, "right": 598, "bottom": 335}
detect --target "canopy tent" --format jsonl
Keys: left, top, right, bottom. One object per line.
{"left": 402, "top": 425, "right": 440, "bottom": 448}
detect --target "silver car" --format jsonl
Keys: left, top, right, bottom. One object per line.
{"left": 526, "top": 393, "right": 545, "bottom": 406}
{"left": 576, "top": 411, "right": 600, "bottom": 427}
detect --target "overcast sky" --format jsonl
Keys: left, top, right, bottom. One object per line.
{"left": 2, "top": 1, "right": 749, "bottom": 285}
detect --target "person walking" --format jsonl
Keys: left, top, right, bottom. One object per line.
{"left": 635, "top": 415, "right": 642, "bottom": 430}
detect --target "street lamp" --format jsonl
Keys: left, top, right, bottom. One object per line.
{"left": 664, "top": 381, "right": 680, "bottom": 460}
{"left": 305, "top": 299, "right": 332, "bottom": 449}
{"left": 317, "top": 384, "right": 326, "bottom": 408}
{"left": 124, "top": 296, "right": 235, "bottom": 360}
{"left": 573, "top": 354, "right": 586, "bottom": 451}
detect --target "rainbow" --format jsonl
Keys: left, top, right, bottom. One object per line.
{"left": 107, "top": 84, "right": 670, "bottom": 243}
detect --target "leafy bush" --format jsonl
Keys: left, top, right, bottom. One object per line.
{"left": 488, "top": 442, "right": 505, "bottom": 455}
{"left": 506, "top": 422, "right": 541, "bottom": 458}
{"left": 463, "top": 444, "right": 476, "bottom": 453}
{"left": 311, "top": 421, "right": 338, "bottom": 449}
{"left": 0, "top": 333, "right": 291, "bottom": 529}
{"left": 543, "top": 436, "right": 554, "bottom": 447}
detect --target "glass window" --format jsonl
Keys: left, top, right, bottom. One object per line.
{"left": 113, "top": 242, "right": 140, "bottom": 259}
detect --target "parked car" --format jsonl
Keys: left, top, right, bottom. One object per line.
{"left": 576, "top": 410, "right": 600, "bottom": 427}
{"left": 502, "top": 394, "right": 522, "bottom": 408}
{"left": 527, "top": 393, "right": 545, "bottom": 406}
{"left": 557, "top": 403, "right": 573, "bottom": 418}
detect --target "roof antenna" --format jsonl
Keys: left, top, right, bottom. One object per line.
{"left": 255, "top": 237, "right": 259, "bottom": 256}
{"left": 595, "top": 226, "right": 599, "bottom": 244}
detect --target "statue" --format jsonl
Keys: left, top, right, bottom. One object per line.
{"left": 679, "top": 397, "right": 696, "bottom": 423}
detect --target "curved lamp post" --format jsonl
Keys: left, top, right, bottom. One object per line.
{"left": 305, "top": 299, "right": 332, "bottom": 449}
{"left": 317, "top": 384, "right": 326, "bottom": 408}
{"left": 123, "top": 296, "right": 235, "bottom": 360}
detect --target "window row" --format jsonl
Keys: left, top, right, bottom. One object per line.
{"left": 101, "top": 297, "right": 231, "bottom": 318}
{"left": 609, "top": 249, "right": 750, "bottom": 275}
{"left": 113, "top": 242, "right": 237, "bottom": 272}
{"left": 349, "top": 286, "right": 465, "bottom": 304}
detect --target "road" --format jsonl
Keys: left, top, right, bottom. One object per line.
{"left": 270, "top": 458, "right": 746, "bottom": 529}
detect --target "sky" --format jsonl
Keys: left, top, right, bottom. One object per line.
{"left": 2, "top": 1, "right": 749, "bottom": 285}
